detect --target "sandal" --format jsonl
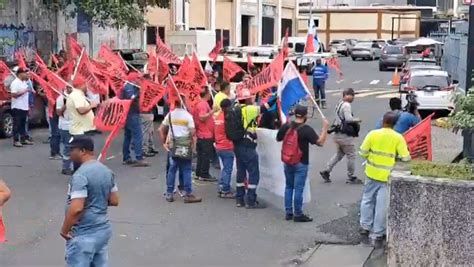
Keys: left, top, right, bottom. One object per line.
{"left": 218, "top": 191, "right": 235, "bottom": 199}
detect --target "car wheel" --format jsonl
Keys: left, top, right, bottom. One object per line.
{"left": 379, "top": 64, "right": 386, "bottom": 71}
{"left": 352, "top": 57, "right": 357, "bottom": 61}
{"left": 0, "top": 111, "right": 13, "bottom": 138}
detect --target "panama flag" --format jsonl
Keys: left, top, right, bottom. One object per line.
{"left": 304, "top": 16, "right": 319, "bottom": 54}
{"left": 277, "top": 62, "right": 313, "bottom": 124}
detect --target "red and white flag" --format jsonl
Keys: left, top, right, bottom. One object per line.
{"left": 304, "top": 16, "right": 318, "bottom": 54}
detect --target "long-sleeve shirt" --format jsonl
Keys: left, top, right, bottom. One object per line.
{"left": 335, "top": 101, "right": 356, "bottom": 125}
{"left": 312, "top": 64, "right": 328, "bottom": 85}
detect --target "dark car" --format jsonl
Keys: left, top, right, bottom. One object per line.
{"left": 113, "top": 49, "right": 148, "bottom": 71}
{"left": 378, "top": 45, "right": 408, "bottom": 71}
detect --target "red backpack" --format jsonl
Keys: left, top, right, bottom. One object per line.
{"left": 281, "top": 125, "right": 303, "bottom": 165}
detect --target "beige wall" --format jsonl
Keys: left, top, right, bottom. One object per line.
{"left": 282, "top": 7, "right": 293, "bottom": 19}
{"left": 147, "top": 7, "right": 172, "bottom": 31}
{"left": 189, "top": 0, "right": 208, "bottom": 28}
{"left": 282, "top": 0, "right": 296, "bottom": 8}
{"left": 330, "top": 13, "right": 377, "bottom": 30}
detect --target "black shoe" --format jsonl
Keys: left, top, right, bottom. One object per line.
{"left": 61, "top": 169, "right": 74, "bottom": 176}
{"left": 320, "top": 171, "right": 331, "bottom": 183}
{"left": 143, "top": 152, "right": 156, "bottom": 158}
{"left": 245, "top": 201, "right": 267, "bottom": 209}
{"left": 285, "top": 214, "right": 294, "bottom": 221}
{"left": 198, "top": 176, "right": 218, "bottom": 182}
{"left": 236, "top": 200, "right": 245, "bottom": 208}
{"left": 359, "top": 228, "right": 370, "bottom": 236}
{"left": 346, "top": 176, "right": 363, "bottom": 184}
{"left": 122, "top": 159, "right": 137, "bottom": 165}
{"left": 293, "top": 214, "right": 313, "bottom": 222}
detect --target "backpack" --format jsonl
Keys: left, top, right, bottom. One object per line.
{"left": 224, "top": 104, "right": 246, "bottom": 142}
{"left": 281, "top": 124, "right": 303, "bottom": 165}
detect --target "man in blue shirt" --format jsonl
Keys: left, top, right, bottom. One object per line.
{"left": 375, "top": 98, "right": 421, "bottom": 134}
{"left": 312, "top": 59, "right": 329, "bottom": 109}
{"left": 61, "top": 137, "right": 119, "bottom": 267}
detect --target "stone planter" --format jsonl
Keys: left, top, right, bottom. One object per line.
{"left": 388, "top": 171, "right": 474, "bottom": 266}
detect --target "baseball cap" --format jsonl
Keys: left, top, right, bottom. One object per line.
{"left": 343, "top": 88, "right": 355, "bottom": 96}
{"left": 67, "top": 136, "right": 94, "bottom": 151}
{"left": 294, "top": 105, "right": 308, "bottom": 118}
{"left": 16, "top": 67, "right": 29, "bottom": 74}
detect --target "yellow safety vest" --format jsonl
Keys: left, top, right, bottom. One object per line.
{"left": 359, "top": 128, "right": 411, "bottom": 182}
{"left": 241, "top": 105, "right": 259, "bottom": 133}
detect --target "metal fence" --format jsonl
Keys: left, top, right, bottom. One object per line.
{"left": 442, "top": 34, "right": 468, "bottom": 93}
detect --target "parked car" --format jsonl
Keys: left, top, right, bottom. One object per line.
{"left": 113, "top": 49, "right": 148, "bottom": 71}
{"left": 400, "top": 57, "right": 438, "bottom": 82}
{"left": 400, "top": 64, "right": 442, "bottom": 83}
{"left": 374, "top": 39, "right": 388, "bottom": 48}
{"left": 329, "top": 39, "right": 357, "bottom": 56}
{"left": 0, "top": 93, "right": 46, "bottom": 138}
{"left": 351, "top": 42, "right": 382, "bottom": 61}
{"left": 379, "top": 45, "right": 408, "bottom": 71}
{"left": 400, "top": 70, "right": 459, "bottom": 111}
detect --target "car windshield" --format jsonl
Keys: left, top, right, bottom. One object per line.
{"left": 295, "top": 43, "right": 305, "bottom": 53}
{"left": 407, "top": 60, "right": 437, "bottom": 67}
{"left": 356, "top": 43, "right": 372, "bottom": 48}
{"left": 384, "top": 46, "right": 403, "bottom": 54}
{"left": 409, "top": 75, "right": 449, "bottom": 89}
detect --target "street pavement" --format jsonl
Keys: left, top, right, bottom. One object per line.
{"left": 0, "top": 57, "right": 398, "bottom": 266}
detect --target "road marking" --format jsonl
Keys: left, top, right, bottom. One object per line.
{"left": 387, "top": 81, "right": 393, "bottom": 86}
{"left": 376, "top": 92, "right": 401, "bottom": 99}
{"left": 336, "top": 79, "right": 344, "bottom": 84}
{"left": 352, "top": 80, "right": 362, "bottom": 84}
{"left": 355, "top": 90, "right": 395, "bottom": 98}
{"left": 369, "top": 80, "right": 380, "bottom": 85}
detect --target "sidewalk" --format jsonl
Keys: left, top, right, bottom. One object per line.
{"left": 302, "top": 243, "right": 387, "bottom": 267}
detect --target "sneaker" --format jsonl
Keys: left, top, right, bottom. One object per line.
{"left": 198, "top": 176, "right": 218, "bottom": 182}
{"left": 165, "top": 193, "right": 174, "bottom": 202}
{"left": 294, "top": 214, "right": 313, "bottom": 222}
{"left": 61, "top": 169, "right": 74, "bottom": 176}
{"left": 122, "top": 159, "right": 137, "bottom": 165}
{"left": 285, "top": 214, "right": 294, "bottom": 221}
{"left": 143, "top": 152, "right": 156, "bottom": 158}
{"left": 132, "top": 160, "right": 150, "bottom": 167}
{"left": 346, "top": 176, "right": 363, "bottom": 184}
{"left": 21, "top": 140, "right": 34, "bottom": 145}
{"left": 149, "top": 148, "right": 159, "bottom": 154}
{"left": 236, "top": 199, "right": 245, "bottom": 208}
{"left": 183, "top": 194, "right": 202, "bottom": 204}
{"left": 359, "top": 228, "right": 370, "bottom": 236}
{"left": 13, "top": 141, "right": 23, "bottom": 147}
{"left": 320, "top": 171, "right": 331, "bottom": 183}
{"left": 218, "top": 191, "right": 235, "bottom": 199}
{"left": 49, "top": 154, "right": 63, "bottom": 160}
{"left": 246, "top": 201, "right": 267, "bottom": 209}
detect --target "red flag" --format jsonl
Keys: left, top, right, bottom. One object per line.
{"left": 209, "top": 40, "right": 223, "bottom": 62}
{"left": 166, "top": 78, "right": 180, "bottom": 111}
{"left": 147, "top": 52, "right": 157, "bottom": 75}
{"left": 51, "top": 53, "right": 59, "bottom": 66}
{"left": 403, "top": 114, "right": 434, "bottom": 161}
{"left": 0, "top": 61, "right": 12, "bottom": 97}
{"left": 15, "top": 52, "right": 27, "bottom": 69}
{"left": 67, "top": 36, "right": 83, "bottom": 60}
{"left": 304, "top": 16, "right": 317, "bottom": 54}
{"left": 35, "top": 52, "right": 47, "bottom": 67}
{"left": 247, "top": 54, "right": 255, "bottom": 73}
{"left": 56, "top": 60, "right": 75, "bottom": 81}
{"left": 282, "top": 28, "right": 290, "bottom": 58}
{"left": 223, "top": 56, "right": 245, "bottom": 82}
{"left": 171, "top": 54, "right": 205, "bottom": 111}
{"left": 74, "top": 52, "right": 109, "bottom": 95}
{"left": 326, "top": 57, "right": 343, "bottom": 79}
{"left": 237, "top": 52, "right": 284, "bottom": 95}
{"left": 30, "top": 71, "right": 60, "bottom": 118}
{"left": 37, "top": 64, "right": 68, "bottom": 91}
{"left": 139, "top": 79, "right": 166, "bottom": 112}
{"left": 192, "top": 52, "right": 208, "bottom": 87}
{"left": 0, "top": 214, "right": 6, "bottom": 243}
{"left": 94, "top": 98, "right": 132, "bottom": 161}
{"left": 98, "top": 44, "right": 128, "bottom": 73}
{"left": 156, "top": 37, "right": 181, "bottom": 64}
{"left": 158, "top": 58, "right": 169, "bottom": 83}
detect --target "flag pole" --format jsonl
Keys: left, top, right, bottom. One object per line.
{"left": 167, "top": 74, "right": 188, "bottom": 112}
{"left": 71, "top": 48, "right": 85, "bottom": 81}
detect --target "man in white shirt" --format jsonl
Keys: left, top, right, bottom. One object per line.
{"left": 57, "top": 86, "right": 73, "bottom": 175}
{"left": 10, "top": 68, "right": 34, "bottom": 147}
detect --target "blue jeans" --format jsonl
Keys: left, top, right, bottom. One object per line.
{"left": 217, "top": 150, "right": 234, "bottom": 193}
{"left": 313, "top": 81, "right": 326, "bottom": 102}
{"left": 234, "top": 143, "right": 260, "bottom": 205}
{"left": 60, "top": 130, "right": 72, "bottom": 171}
{"left": 284, "top": 163, "right": 309, "bottom": 216}
{"left": 65, "top": 227, "right": 112, "bottom": 267}
{"left": 167, "top": 155, "right": 192, "bottom": 195}
{"left": 360, "top": 178, "right": 388, "bottom": 238}
{"left": 49, "top": 114, "right": 61, "bottom": 156}
{"left": 166, "top": 152, "right": 184, "bottom": 190}
{"left": 123, "top": 113, "right": 143, "bottom": 161}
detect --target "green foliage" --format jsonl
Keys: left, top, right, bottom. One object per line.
{"left": 411, "top": 161, "right": 473, "bottom": 180}
{"left": 47, "top": 0, "right": 171, "bottom": 29}
{"left": 449, "top": 89, "right": 474, "bottom": 131}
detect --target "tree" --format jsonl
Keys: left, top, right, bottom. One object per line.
{"left": 48, "top": 0, "right": 171, "bottom": 29}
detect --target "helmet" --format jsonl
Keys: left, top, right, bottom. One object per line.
{"left": 236, "top": 88, "right": 253, "bottom": 100}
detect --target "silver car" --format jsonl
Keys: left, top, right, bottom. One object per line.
{"left": 351, "top": 42, "right": 382, "bottom": 61}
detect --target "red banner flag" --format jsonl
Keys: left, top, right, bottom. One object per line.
{"left": 209, "top": 40, "right": 223, "bottom": 62}
{"left": 147, "top": 52, "right": 157, "bottom": 75}
{"left": 35, "top": 52, "right": 47, "bottom": 67}
{"left": 98, "top": 44, "right": 128, "bottom": 74}
{"left": 403, "top": 114, "right": 434, "bottom": 161}
{"left": 56, "top": 60, "right": 75, "bottom": 81}
{"left": 74, "top": 52, "right": 109, "bottom": 95}
{"left": 172, "top": 55, "right": 205, "bottom": 111}
{"left": 156, "top": 37, "right": 182, "bottom": 64}
{"left": 158, "top": 57, "right": 170, "bottom": 83}
{"left": 192, "top": 52, "right": 208, "bottom": 87}
{"left": 166, "top": 78, "right": 180, "bottom": 111}
{"left": 67, "top": 36, "right": 83, "bottom": 60}
{"left": 94, "top": 98, "right": 132, "bottom": 161}
{"left": 139, "top": 79, "right": 166, "bottom": 112}
{"left": 223, "top": 56, "right": 245, "bottom": 82}
{"left": 0, "top": 61, "right": 12, "bottom": 98}
{"left": 247, "top": 54, "right": 255, "bottom": 73}
{"left": 15, "top": 52, "right": 27, "bottom": 69}
{"left": 237, "top": 52, "right": 284, "bottom": 95}
{"left": 0, "top": 214, "right": 6, "bottom": 243}
{"left": 37, "top": 64, "right": 68, "bottom": 91}
{"left": 326, "top": 57, "right": 343, "bottom": 79}
{"left": 30, "top": 71, "right": 60, "bottom": 118}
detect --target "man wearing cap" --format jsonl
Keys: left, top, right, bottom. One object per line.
{"left": 320, "top": 88, "right": 363, "bottom": 184}
{"left": 277, "top": 105, "right": 329, "bottom": 222}
{"left": 61, "top": 136, "right": 119, "bottom": 266}
{"left": 233, "top": 88, "right": 274, "bottom": 209}
{"left": 10, "top": 67, "right": 34, "bottom": 147}
{"left": 66, "top": 78, "right": 98, "bottom": 170}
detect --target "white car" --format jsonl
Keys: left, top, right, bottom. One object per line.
{"left": 351, "top": 42, "right": 382, "bottom": 61}
{"left": 401, "top": 70, "right": 459, "bottom": 111}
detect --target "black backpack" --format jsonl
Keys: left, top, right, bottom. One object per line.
{"left": 224, "top": 104, "right": 246, "bottom": 142}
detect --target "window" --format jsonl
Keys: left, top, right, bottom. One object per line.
{"left": 216, "top": 29, "right": 230, "bottom": 46}
{"left": 146, "top": 26, "right": 165, "bottom": 45}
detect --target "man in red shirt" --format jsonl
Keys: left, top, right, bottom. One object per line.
{"left": 193, "top": 88, "right": 217, "bottom": 181}
{"left": 214, "top": 99, "right": 235, "bottom": 198}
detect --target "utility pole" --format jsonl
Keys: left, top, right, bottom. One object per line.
{"left": 465, "top": 1, "right": 474, "bottom": 93}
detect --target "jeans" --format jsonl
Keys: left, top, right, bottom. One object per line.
{"left": 123, "top": 113, "right": 143, "bottom": 161}
{"left": 49, "top": 114, "right": 61, "bottom": 156}
{"left": 65, "top": 227, "right": 112, "bottom": 267}
{"left": 60, "top": 130, "right": 72, "bottom": 171}
{"left": 313, "top": 82, "right": 326, "bottom": 102}
{"left": 167, "top": 155, "right": 192, "bottom": 195}
{"left": 140, "top": 113, "right": 155, "bottom": 152}
{"left": 12, "top": 108, "right": 28, "bottom": 142}
{"left": 360, "top": 178, "right": 388, "bottom": 238}
{"left": 166, "top": 152, "right": 184, "bottom": 190}
{"left": 217, "top": 150, "right": 234, "bottom": 193}
{"left": 196, "top": 138, "right": 214, "bottom": 178}
{"left": 325, "top": 134, "right": 356, "bottom": 177}
{"left": 234, "top": 143, "right": 260, "bottom": 205}
{"left": 284, "top": 163, "right": 309, "bottom": 216}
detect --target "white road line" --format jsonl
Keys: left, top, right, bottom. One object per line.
{"left": 355, "top": 90, "right": 395, "bottom": 98}
{"left": 336, "top": 79, "right": 344, "bottom": 84}
{"left": 352, "top": 80, "right": 363, "bottom": 84}
{"left": 387, "top": 81, "right": 393, "bottom": 86}
{"left": 376, "top": 92, "right": 401, "bottom": 99}
{"left": 369, "top": 80, "right": 380, "bottom": 85}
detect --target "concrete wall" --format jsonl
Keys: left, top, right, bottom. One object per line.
{"left": 388, "top": 171, "right": 474, "bottom": 266}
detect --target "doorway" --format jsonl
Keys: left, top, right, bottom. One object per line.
{"left": 241, "top": 15, "right": 251, "bottom": 46}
